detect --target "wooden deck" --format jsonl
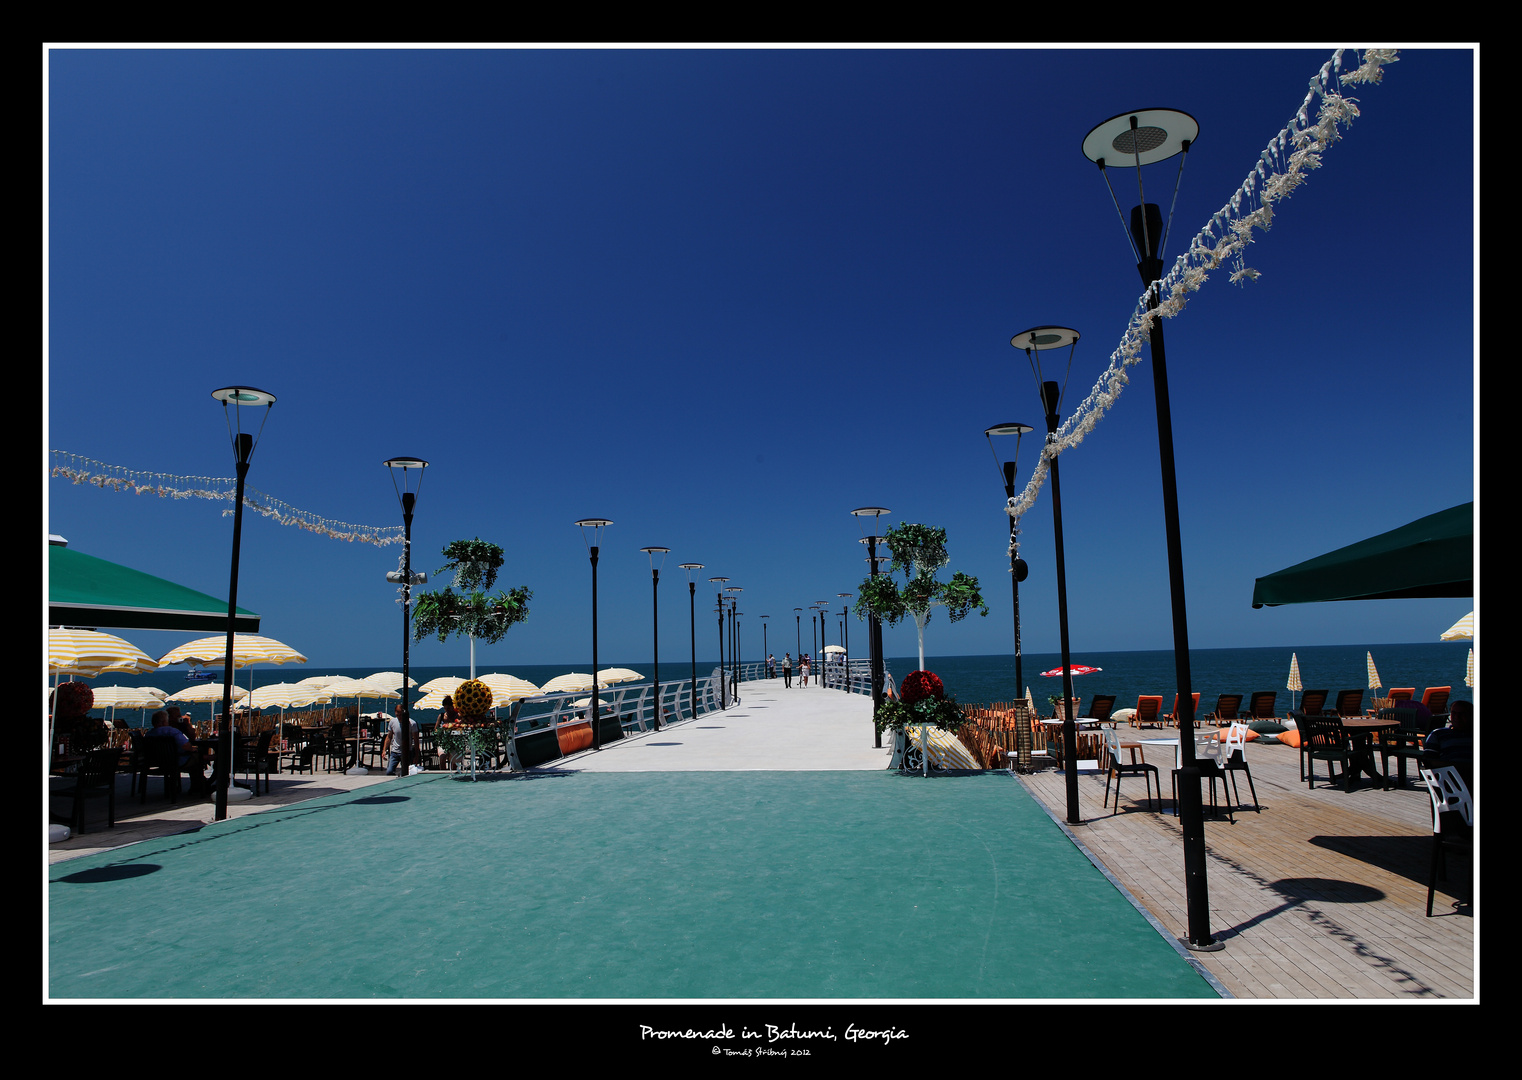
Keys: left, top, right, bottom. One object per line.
{"left": 1016, "top": 725, "right": 1475, "bottom": 1000}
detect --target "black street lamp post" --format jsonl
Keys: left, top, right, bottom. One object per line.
{"left": 1083, "top": 106, "right": 1214, "bottom": 950}
{"left": 838, "top": 594, "right": 852, "bottom": 688}
{"left": 710, "top": 577, "right": 729, "bottom": 708}
{"left": 760, "top": 615, "right": 770, "bottom": 677}
{"left": 1010, "top": 327, "right": 1083, "bottom": 825}
{"left": 641, "top": 547, "right": 669, "bottom": 730}
{"left": 383, "top": 456, "right": 429, "bottom": 782}
{"left": 986, "top": 423, "right": 1035, "bottom": 702}
{"left": 211, "top": 386, "right": 275, "bottom": 822}
{"left": 576, "top": 519, "right": 614, "bottom": 749}
{"left": 852, "top": 507, "right": 891, "bottom": 747}
{"left": 726, "top": 587, "right": 742, "bottom": 693}
{"left": 680, "top": 564, "right": 704, "bottom": 718}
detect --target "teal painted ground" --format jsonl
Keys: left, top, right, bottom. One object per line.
{"left": 48, "top": 770, "right": 1218, "bottom": 999}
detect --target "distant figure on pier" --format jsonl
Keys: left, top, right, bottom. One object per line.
{"left": 767, "top": 654, "right": 776, "bottom": 679}
{"left": 782, "top": 653, "right": 792, "bottom": 688}
{"left": 800, "top": 655, "right": 811, "bottom": 687}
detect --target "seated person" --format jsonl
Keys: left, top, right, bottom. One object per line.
{"left": 147, "top": 708, "right": 206, "bottom": 787}
{"left": 1423, "top": 700, "right": 1472, "bottom": 765}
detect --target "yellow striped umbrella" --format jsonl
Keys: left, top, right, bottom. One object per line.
{"left": 476, "top": 673, "right": 540, "bottom": 704}
{"left": 1287, "top": 652, "right": 1303, "bottom": 711}
{"left": 48, "top": 628, "right": 159, "bottom": 678}
{"left": 167, "top": 683, "right": 248, "bottom": 704}
{"left": 597, "top": 668, "right": 644, "bottom": 686}
{"left": 542, "top": 673, "right": 595, "bottom": 694}
{"left": 364, "top": 671, "right": 418, "bottom": 692}
{"left": 88, "top": 685, "right": 166, "bottom": 724}
{"left": 420, "top": 676, "right": 466, "bottom": 695}
{"left": 157, "top": 634, "right": 309, "bottom": 668}
{"left": 1466, "top": 648, "right": 1474, "bottom": 688}
{"left": 1440, "top": 611, "right": 1473, "bottom": 641}
{"left": 1366, "top": 652, "right": 1382, "bottom": 693}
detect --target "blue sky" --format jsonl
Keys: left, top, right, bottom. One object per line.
{"left": 44, "top": 46, "right": 1477, "bottom": 672}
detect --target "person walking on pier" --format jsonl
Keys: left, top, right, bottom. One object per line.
{"left": 782, "top": 653, "right": 792, "bottom": 688}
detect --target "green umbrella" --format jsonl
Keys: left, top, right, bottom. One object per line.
{"left": 1252, "top": 503, "right": 1472, "bottom": 607}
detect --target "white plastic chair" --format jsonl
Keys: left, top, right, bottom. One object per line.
{"left": 1103, "top": 727, "right": 1158, "bottom": 814}
{"left": 1419, "top": 765, "right": 1473, "bottom": 917}
{"left": 1219, "top": 721, "right": 1260, "bottom": 811}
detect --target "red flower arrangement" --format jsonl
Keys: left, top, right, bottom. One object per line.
{"left": 900, "top": 670, "right": 944, "bottom": 705}
{"left": 53, "top": 681, "right": 95, "bottom": 717}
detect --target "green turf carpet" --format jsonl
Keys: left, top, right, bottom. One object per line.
{"left": 48, "top": 770, "right": 1218, "bottom": 999}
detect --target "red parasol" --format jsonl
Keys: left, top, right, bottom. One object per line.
{"left": 1039, "top": 664, "right": 1102, "bottom": 677}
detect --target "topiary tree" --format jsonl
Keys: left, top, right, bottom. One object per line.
{"left": 853, "top": 522, "right": 986, "bottom": 670}
{"left": 412, "top": 538, "right": 532, "bottom": 662}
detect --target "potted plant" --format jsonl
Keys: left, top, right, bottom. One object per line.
{"left": 876, "top": 670, "right": 966, "bottom": 775}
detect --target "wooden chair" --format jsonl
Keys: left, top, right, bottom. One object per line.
{"left": 1206, "top": 694, "right": 1243, "bottom": 726}
{"left": 1299, "top": 689, "right": 1329, "bottom": 717}
{"left": 1133, "top": 695, "right": 1164, "bottom": 729}
{"left": 136, "top": 735, "right": 183, "bottom": 803}
{"left": 236, "top": 730, "right": 277, "bottom": 795}
{"left": 1164, "top": 692, "right": 1201, "bottom": 728}
{"left": 1421, "top": 687, "right": 1452, "bottom": 715}
{"left": 1377, "top": 705, "right": 1431, "bottom": 789}
{"left": 54, "top": 747, "right": 120, "bottom": 835}
{"left": 1304, "top": 713, "right": 1355, "bottom": 791}
{"left": 282, "top": 727, "right": 316, "bottom": 774}
{"left": 1086, "top": 695, "right": 1117, "bottom": 726}
{"left": 1332, "top": 689, "right": 1365, "bottom": 716}
{"left": 1243, "top": 691, "right": 1277, "bottom": 723}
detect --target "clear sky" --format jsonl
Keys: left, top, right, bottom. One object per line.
{"left": 44, "top": 46, "right": 1477, "bottom": 673}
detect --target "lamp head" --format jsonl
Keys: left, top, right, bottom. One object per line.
{"left": 575, "top": 519, "right": 613, "bottom": 551}
{"left": 1081, "top": 108, "right": 1197, "bottom": 169}
{"left": 213, "top": 386, "right": 277, "bottom": 465}
{"left": 383, "top": 457, "right": 429, "bottom": 510}
{"left": 1011, "top": 327, "right": 1081, "bottom": 422}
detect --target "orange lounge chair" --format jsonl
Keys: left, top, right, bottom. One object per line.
{"left": 1133, "top": 695, "right": 1164, "bottom": 729}
{"left": 1164, "top": 692, "right": 1202, "bottom": 728}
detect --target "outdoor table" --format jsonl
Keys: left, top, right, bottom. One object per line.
{"left": 1338, "top": 716, "right": 1400, "bottom": 790}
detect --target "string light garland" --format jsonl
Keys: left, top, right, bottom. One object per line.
{"left": 1007, "top": 48, "right": 1398, "bottom": 550}
{"left": 49, "top": 450, "right": 404, "bottom": 546}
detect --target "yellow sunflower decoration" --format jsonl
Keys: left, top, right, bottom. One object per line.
{"left": 453, "top": 678, "right": 493, "bottom": 720}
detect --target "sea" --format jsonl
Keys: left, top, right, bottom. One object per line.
{"left": 98, "top": 642, "right": 1473, "bottom": 726}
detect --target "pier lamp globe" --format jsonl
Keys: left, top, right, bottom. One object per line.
{"left": 210, "top": 386, "right": 275, "bottom": 820}
{"left": 575, "top": 520, "right": 614, "bottom": 748}
{"left": 986, "top": 423, "right": 1036, "bottom": 701}
{"left": 1010, "top": 326, "right": 1084, "bottom": 826}
{"left": 1083, "top": 107, "right": 1217, "bottom": 953}
{"left": 679, "top": 564, "right": 704, "bottom": 719}
{"left": 852, "top": 507, "right": 891, "bottom": 746}
{"left": 384, "top": 457, "right": 428, "bottom": 778}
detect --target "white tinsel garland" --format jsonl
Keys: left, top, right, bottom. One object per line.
{"left": 1007, "top": 48, "right": 1396, "bottom": 547}
{"left": 49, "top": 450, "right": 404, "bottom": 546}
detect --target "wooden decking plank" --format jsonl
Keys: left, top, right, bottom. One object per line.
{"left": 1008, "top": 721, "right": 1474, "bottom": 999}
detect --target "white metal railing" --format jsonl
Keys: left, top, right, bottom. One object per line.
{"left": 496, "top": 669, "right": 730, "bottom": 770}
{"left": 724, "top": 656, "right": 890, "bottom": 696}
